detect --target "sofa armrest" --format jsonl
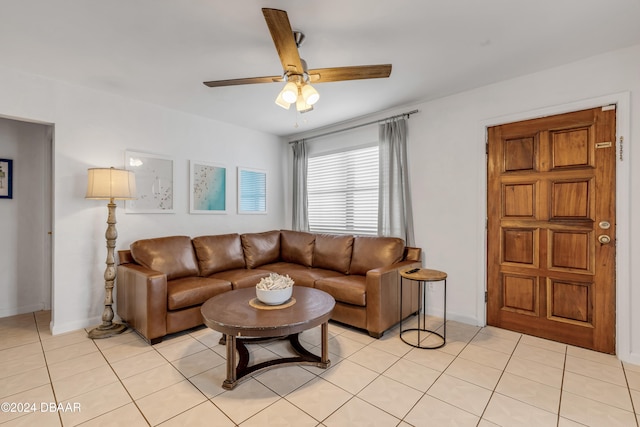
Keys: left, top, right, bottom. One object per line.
{"left": 403, "top": 246, "right": 422, "bottom": 262}
{"left": 116, "top": 263, "right": 168, "bottom": 343}
{"left": 365, "top": 260, "right": 421, "bottom": 337}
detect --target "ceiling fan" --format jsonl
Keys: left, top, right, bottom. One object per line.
{"left": 203, "top": 8, "right": 392, "bottom": 113}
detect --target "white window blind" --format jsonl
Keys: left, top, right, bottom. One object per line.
{"left": 238, "top": 168, "right": 267, "bottom": 213}
{"left": 307, "top": 145, "right": 379, "bottom": 235}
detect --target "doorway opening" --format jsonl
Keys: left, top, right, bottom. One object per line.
{"left": 0, "top": 117, "right": 53, "bottom": 321}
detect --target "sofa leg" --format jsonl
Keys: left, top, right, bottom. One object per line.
{"left": 368, "top": 331, "right": 383, "bottom": 339}
{"left": 149, "top": 337, "right": 163, "bottom": 345}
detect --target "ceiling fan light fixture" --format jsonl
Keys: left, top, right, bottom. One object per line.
{"left": 296, "top": 95, "right": 313, "bottom": 113}
{"left": 280, "top": 81, "right": 298, "bottom": 104}
{"left": 301, "top": 83, "right": 319, "bottom": 105}
{"left": 295, "top": 86, "right": 312, "bottom": 112}
{"left": 275, "top": 91, "right": 291, "bottom": 109}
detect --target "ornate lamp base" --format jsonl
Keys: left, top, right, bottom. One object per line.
{"left": 87, "top": 199, "right": 128, "bottom": 341}
{"left": 87, "top": 322, "right": 127, "bottom": 339}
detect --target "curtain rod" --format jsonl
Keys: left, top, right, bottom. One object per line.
{"left": 289, "top": 109, "right": 419, "bottom": 144}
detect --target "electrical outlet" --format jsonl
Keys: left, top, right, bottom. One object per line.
{"left": 428, "top": 283, "right": 435, "bottom": 291}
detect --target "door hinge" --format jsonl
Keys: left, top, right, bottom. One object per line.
{"left": 620, "top": 136, "right": 624, "bottom": 161}
{"left": 485, "top": 291, "right": 488, "bottom": 303}
{"left": 485, "top": 142, "right": 489, "bottom": 155}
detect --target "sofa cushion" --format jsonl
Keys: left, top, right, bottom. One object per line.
{"left": 261, "top": 262, "right": 343, "bottom": 287}
{"left": 349, "top": 236, "right": 405, "bottom": 276}
{"left": 241, "top": 230, "right": 281, "bottom": 269}
{"left": 130, "top": 236, "right": 199, "bottom": 280}
{"left": 313, "top": 234, "right": 354, "bottom": 274}
{"left": 192, "top": 234, "right": 246, "bottom": 276}
{"left": 208, "top": 269, "right": 272, "bottom": 289}
{"left": 167, "top": 277, "right": 232, "bottom": 310}
{"left": 315, "top": 276, "right": 366, "bottom": 307}
{"left": 280, "top": 230, "right": 315, "bottom": 267}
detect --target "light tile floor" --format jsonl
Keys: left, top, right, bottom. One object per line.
{"left": 1, "top": 311, "right": 639, "bottom": 426}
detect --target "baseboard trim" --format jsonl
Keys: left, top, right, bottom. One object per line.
{"left": 0, "top": 303, "right": 46, "bottom": 319}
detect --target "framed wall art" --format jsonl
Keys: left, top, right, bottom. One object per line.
{"left": 0, "top": 159, "right": 13, "bottom": 199}
{"left": 190, "top": 160, "right": 227, "bottom": 214}
{"left": 237, "top": 167, "right": 267, "bottom": 214}
{"left": 124, "top": 151, "right": 174, "bottom": 213}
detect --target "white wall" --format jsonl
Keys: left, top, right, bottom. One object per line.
{"left": 286, "top": 43, "right": 640, "bottom": 362}
{"left": 0, "top": 118, "right": 51, "bottom": 317}
{"left": 0, "top": 66, "right": 286, "bottom": 334}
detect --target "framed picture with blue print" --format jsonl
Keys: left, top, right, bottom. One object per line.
{"left": 189, "top": 160, "right": 227, "bottom": 214}
{"left": 0, "top": 159, "right": 13, "bottom": 199}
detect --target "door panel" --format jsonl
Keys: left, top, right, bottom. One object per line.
{"left": 487, "top": 107, "right": 616, "bottom": 353}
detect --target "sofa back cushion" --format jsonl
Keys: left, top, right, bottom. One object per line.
{"left": 130, "top": 236, "right": 199, "bottom": 280}
{"left": 192, "top": 234, "right": 246, "bottom": 276}
{"left": 280, "top": 230, "right": 315, "bottom": 267}
{"left": 313, "top": 234, "right": 354, "bottom": 274}
{"left": 241, "top": 230, "right": 281, "bottom": 269}
{"left": 349, "top": 236, "right": 405, "bottom": 275}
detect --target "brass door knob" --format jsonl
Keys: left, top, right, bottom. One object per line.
{"left": 598, "top": 235, "right": 611, "bottom": 244}
{"left": 599, "top": 221, "right": 611, "bottom": 230}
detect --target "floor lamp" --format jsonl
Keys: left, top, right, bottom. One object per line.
{"left": 86, "top": 167, "right": 136, "bottom": 339}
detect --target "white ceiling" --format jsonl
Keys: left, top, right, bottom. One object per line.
{"left": 1, "top": 0, "right": 639, "bottom": 136}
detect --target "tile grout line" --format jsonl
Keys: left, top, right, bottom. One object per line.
{"left": 89, "top": 328, "right": 156, "bottom": 427}
{"left": 555, "top": 343, "right": 568, "bottom": 427}
{"left": 471, "top": 328, "right": 522, "bottom": 426}
{"left": 620, "top": 363, "right": 640, "bottom": 427}
{"left": 34, "top": 312, "right": 65, "bottom": 427}
{"left": 135, "top": 329, "right": 239, "bottom": 426}
{"left": 295, "top": 327, "right": 382, "bottom": 426}
{"left": 179, "top": 337, "right": 240, "bottom": 427}
{"left": 393, "top": 321, "right": 483, "bottom": 426}
{"left": 313, "top": 331, "right": 405, "bottom": 426}
{"left": 561, "top": 350, "right": 638, "bottom": 424}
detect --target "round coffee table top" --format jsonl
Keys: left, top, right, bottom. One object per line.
{"left": 201, "top": 287, "right": 335, "bottom": 338}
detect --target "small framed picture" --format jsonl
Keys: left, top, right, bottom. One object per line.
{"left": 190, "top": 160, "right": 227, "bottom": 214}
{"left": 237, "top": 167, "right": 267, "bottom": 214}
{"left": 124, "top": 151, "right": 175, "bottom": 213}
{"left": 0, "top": 159, "right": 13, "bottom": 199}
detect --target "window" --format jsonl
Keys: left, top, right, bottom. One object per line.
{"left": 307, "top": 145, "right": 379, "bottom": 235}
{"left": 238, "top": 167, "right": 267, "bottom": 214}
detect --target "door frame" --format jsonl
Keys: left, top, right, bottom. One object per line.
{"left": 477, "top": 92, "right": 632, "bottom": 361}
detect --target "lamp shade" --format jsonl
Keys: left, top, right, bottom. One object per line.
{"left": 86, "top": 167, "right": 136, "bottom": 200}
{"left": 280, "top": 81, "right": 298, "bottom": 104}
{"left": 301, "top": 83, "right": 320, "bottom": 105}
{"left": 275, "top": 91, "right": 292, "bottom": 110}
{"left": 296, "top": 96, "right": 313, "bottom": 113}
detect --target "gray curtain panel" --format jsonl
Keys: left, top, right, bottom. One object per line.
{"left": 378, "top": 118, "right": 415, "bottom": 246}
{"left": 291, "top": 140, "right": 309, "bottom": 231}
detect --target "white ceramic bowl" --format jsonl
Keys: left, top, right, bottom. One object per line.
{"left": 256, "top": 286, "right": 293, "bottom": 305}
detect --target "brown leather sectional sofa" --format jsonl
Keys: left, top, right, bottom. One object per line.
{"left": 116, "top": 229, "right": 422, "bottom": 343}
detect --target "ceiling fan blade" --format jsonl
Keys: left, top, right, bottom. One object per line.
{"left": 308, "top": 64, "right": 392, "bottom": 83}
{"left": 203, "top": 76, "right": 283, "bottom": 87}
{"left": 262, "top": 8, "right": 304, "bottom": 75}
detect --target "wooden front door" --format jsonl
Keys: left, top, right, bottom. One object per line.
{"left": 487, "top": 107, "right": 616, "bottom": 353}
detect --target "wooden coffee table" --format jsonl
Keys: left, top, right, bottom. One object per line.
{"left": 201, "top": 286, "right": 335, "bottom": 389}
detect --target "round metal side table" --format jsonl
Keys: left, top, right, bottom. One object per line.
{"left": 399, "top": 268, "right": 447, "bottom": 349}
